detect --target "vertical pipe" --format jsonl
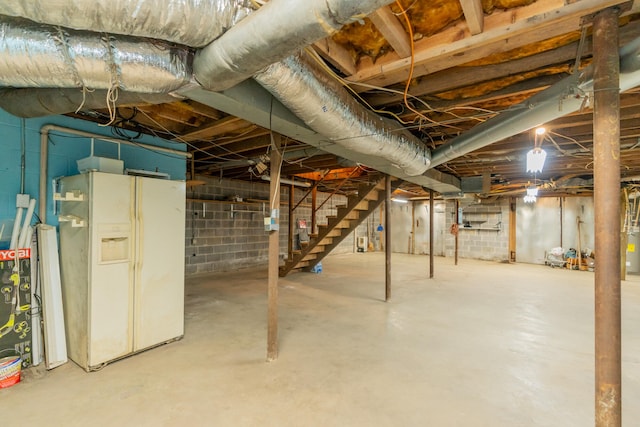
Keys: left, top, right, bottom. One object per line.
{"left": 39, "top": 126, "right": 52, "bottom": 223}
{"left": 411, "top": 201, "right": 415, "bottom": 254}
{"left": 620, "top": 190, "right": 627, "bottom": 281}
{"left": 429, "top": 189, "right": 434, "bottom": 278}
{"left": 379, "top": 203, "right": 384, "bottom": 251}
{"left": 385, "top": 175, "right": 391, "bottom": 301}
{"left": 288, "top": 183, "right": 294, "bottom": 259}
{"left": 18, "top": 198, "right": 36, "bottom": 248}
{"left": 593, "top": 7, "right": 621, "bottom": 426}
{"left": 560, "top": 197, "right": 564, "bottom": 248}
{"left": 454, "top": 199, "right": 459, "bottom": 266}
{"left": 267, "top": 133, "right": 282, "bottom": 362}
{"left": 20, "top": 118, "right": 26, "bottom": 194}
{"left": 509, "top": 197, "right": 516, "bottom": 262}
{"left": 311, "top": 186, "right": 317, "bottom": 234}
{"left": 9, "top": 208, "right": 24, "bottom": 250}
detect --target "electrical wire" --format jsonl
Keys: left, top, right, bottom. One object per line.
{"left": 136, "top": 108, "right": 250, "bottom": 162}
{"left": 393, "top": 0, "right": 436, "bottom": 129}
{"left": 305, "top": 47, "right": 498, "bottom": 130}
{"left": 547, "top": 130, "right": 591, "bottom": 153}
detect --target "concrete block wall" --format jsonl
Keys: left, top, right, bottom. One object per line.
{"left": 185, "top": 176, "right": 354, "bottom": 275}
{"left": 444, "top": 200, "right": 509, "bottom": 262}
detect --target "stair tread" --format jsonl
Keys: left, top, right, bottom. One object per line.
{"left": 281, "top": 178, "right": 386, "bottom": 277}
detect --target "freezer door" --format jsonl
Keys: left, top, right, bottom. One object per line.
{"left": 133, "top": 177, "right": 185, "bottom": 351}
{"left": 88, "top": 173, "right": 134, "bottom": 367}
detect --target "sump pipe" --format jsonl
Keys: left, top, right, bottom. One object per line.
{"left": 38, "top": 124, "right": 191, "bottom": 223}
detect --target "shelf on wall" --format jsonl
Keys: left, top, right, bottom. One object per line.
{"left": 460, "top": 226, "right": 501, "bottom": 231}
{"left": 54, "top": 191, "right": 85, "bottom": 202}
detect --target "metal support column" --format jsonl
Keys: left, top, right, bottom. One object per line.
{"left": 593, "top": 7, "right": 621, "bottom": 426}
{"left": 385, "top": 175, "right": 391, "bottom": 301}
{"left": 311, "top": 186, "right": 317, "bottom": 234}
{"left": 288, "top": 183, "right": 294, "bottom": 258}
{"left": 267, "top": 133, "right": 282, "bottom": 362}
{"left": 429, "top": 189, "right": 434, "bottom": 278}
{"left": 454, "top": 199, "right": 459, "bottom": 266}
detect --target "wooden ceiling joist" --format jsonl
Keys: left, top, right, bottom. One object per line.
{"left": 177, "top": 116, "right": 251, "bottom": 143}
{"left": 312, "top": 37, "right": 357, "bottom": 76}
{"left": 349, "top": 0, "right": 637, "bottom": 90}
{"left": 368, "top": 6, "right": 412, "bottom": 58}
{"left": 459, "top": 0, "right": 484, "bottom": 35}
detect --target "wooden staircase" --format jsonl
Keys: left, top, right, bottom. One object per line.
{"left": 279, "top": 177, "right": 394, "bottom": 277}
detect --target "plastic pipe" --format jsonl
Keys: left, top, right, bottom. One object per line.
{"left": 39, "top": 123, "right": 191, "bottom": 223}
{"left": 9, "top": 207, "right": 24, "bottom": 249}
{"left": 18, "top": 198, "right": 36, "bottom": 248}
{"left": 24, "top": 226, "right": 33, "bottom": 249}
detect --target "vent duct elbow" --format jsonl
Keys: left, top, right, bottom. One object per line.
{"left": 194, "top": 0, "right": 394, "bottom": 92}
{"left": 254, "top": 55, "right": 430, "bottom": 176}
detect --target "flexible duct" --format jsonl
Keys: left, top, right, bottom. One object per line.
{"left": 430, "top": 36, "right": 640, "bottom": 168}
{"left": 254, "top": 55, "right": 431, "bottom": 176}
{"left": 0, "top": 88, "right": 179, "bottom": 118}
{"left": 0, "top": 0, "right": 252, "bottom": 47}
{"left": 194, "top": 0, "right": 394, "bottom": 91}
{"left": 0, "top": 17, "right": 191, "bottom": 93}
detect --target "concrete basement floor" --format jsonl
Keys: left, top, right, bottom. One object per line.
{"left": 2, "top": 253, "right": 640, "bottom": 426}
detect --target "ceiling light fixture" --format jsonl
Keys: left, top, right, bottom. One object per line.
{"left": 526, "top": 127, "right": 547, "bottom": 173}
{"left": 524, "top": 184, "right": 539, "bottom": 204}
{"left": 391, "top": 198, "right": 408, "bottom": 204}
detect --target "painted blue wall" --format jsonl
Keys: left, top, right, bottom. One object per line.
{"left": 0, "top": 109, "right": 186, "bottom": 245}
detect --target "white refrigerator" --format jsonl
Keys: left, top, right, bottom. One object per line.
{"left": 58, "top": 171, "right": 185, "bottom": 371}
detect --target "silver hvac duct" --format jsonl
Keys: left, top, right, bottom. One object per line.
{"left": 0, "top": 17, "right": 191, "bottom": 93}
{"left": 430, "top": 36, "right": 640, "bottom": 168}
{"left": 0, "top": 88, "right": 179, "bottom": 118}
{"left": 254, "top": 55, "right": 431, "bottom": 176}
{"left": 0, "top": 0, "right": 252, "bottom": 47}
{"left": 194, "top": 0, "right": 394, "bottom": 92}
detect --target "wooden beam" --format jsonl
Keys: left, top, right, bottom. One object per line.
{"left": 312, "top": 37, "right": 357, "bottom": 76}
{"left": 177, "top": 116, "right": 250, "bottom": 142}
{"left": 366, "top": 19, "right": 640, "bottom": 106}
{"left": 459, "top": 0, "right": 484, "bottom": 35}
{"left": 180, "top": 99, "right": 223, "bottom": 120}
{"left": 196, "top": 128, "right": 268, "bottom": 152}
{"left": 294, "top": 167, "right": 363, "bottom": 182}
{"left": 418, "top": 73, "right": 564, "bottom": 112}
{"left": 369, "top": 6, "right": 411, "bottom": 58}
{"left": 267, "top": 133, "right": 282, "bottom": 362}
{"left": 348, "top": 0, "right": 636, "bottom": 90}
{"left": 195, "top": 135, "right": 272, "bottom": 163}
{"left": 138, "top": 103, "right": 208, "bottom": 128}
